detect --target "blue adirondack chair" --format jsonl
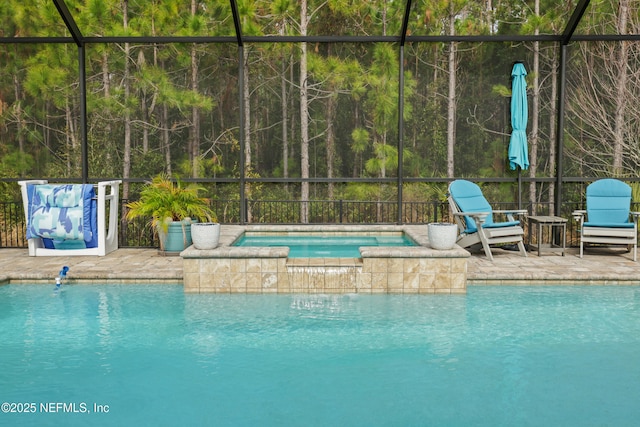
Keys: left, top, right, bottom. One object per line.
{"left": 572, "top": 178, "right": 639, "bottom": 261}
{"left": 448, "top": 180, "right": 528, "bottom": 261}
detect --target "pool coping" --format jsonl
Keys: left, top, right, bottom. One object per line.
{"left": 181, "top": 224, "right": 470, "bottom": 259}
{"left": 2, "top": 227, "right": 640, "bottom": 287}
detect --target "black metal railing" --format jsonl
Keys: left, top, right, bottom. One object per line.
{"left": 2, "top": 197, "right": 638, "bottom": 249}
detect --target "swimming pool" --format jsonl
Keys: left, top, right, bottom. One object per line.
{"left": 2, "top": 284, "right": 640, "bottom": 426}
{"left": 232, "top": 233, "right": 417, "bottom": 257}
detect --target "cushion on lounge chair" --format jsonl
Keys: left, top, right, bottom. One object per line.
{"left": 25, "top": 184, "right": 98, "bottom": 249}
{"left": 449, "top": 180, "right": 519, "bottom": 233}
{"left": 586, "top": 179, "right": 632, "bottom": 226}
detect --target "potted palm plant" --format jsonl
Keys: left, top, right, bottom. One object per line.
{"left": 125, "top": 173, "right": 216, "bottom": 254}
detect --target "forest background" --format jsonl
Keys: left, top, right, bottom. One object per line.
{"left": 1, "top": 0, "right": 640, "bottom": 226}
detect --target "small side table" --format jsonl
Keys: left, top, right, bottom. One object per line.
{"left": 527, "top": 215, "right": 568, "bottom": 256}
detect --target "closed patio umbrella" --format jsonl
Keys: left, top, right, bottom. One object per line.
{"left": 509, "top": 61, "right": 528, "bottom": 210}
{"left": 509, "top": 62, "right": 529, "bottom": 171}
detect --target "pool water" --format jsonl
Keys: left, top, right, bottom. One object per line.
{"left": 232, "top": 234, "right": 416, "bottom": 257}
{"left": 2, "top": 285, "right": 640, "bottom": 426}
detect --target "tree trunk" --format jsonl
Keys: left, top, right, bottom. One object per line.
{"left": 613, "top": 0, "right": 629, "bottom": 175}
{"left": 326, "top": 94, "right": 336, "bottom": 199}
{"left": 300, "top": 0, "right": 310, "bottom": 223}
{"left": 281, "top": 50, "right": 288, "bottom": 181}
{"left": 446, "top": 4, "right": 457, "bottom": 178}
{"left": 189, "top": 0, "right": 200, "bottom": 178}
{"left": 122, "top": 0, "right": 132, "bottom": 200}
{"left": 162, "top": 103, "right": 171, "bottom": 176}
{"left": 101, "top": 50, "right": 113, "bottom": 167}
{"left": 13, "top": 74, "right": 25, "bottom": 175}
{"left": 529, "top": 0, "right": 540, "bottom": 214}
{"left": 548, "top": 51, "right": 558, "bottom": 214}
{"left": 191, "top": 43, "right": 200, "bottom": 178}
{"left": 243, "top": 47, "right": 253, "bottom": 223}
{"left": 243, "top": 47, "right": 252, "bottom": 170}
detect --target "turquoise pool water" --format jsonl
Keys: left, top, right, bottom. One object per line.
{"left": 232, "top": 234, "right": 416, "bottom": 257}
{"left": 2, "top": 285, "right": 640, "bottom": 426}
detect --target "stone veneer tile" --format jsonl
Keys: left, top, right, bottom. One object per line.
{"left": 361, "top": 259, "right": 373, "bottom": 273}
{"left": 183, "top": 271, "right": 200, "bottom": 292}
{"left": 246, "top": 272, "right": 262, "bottom": 292}
{"left": 371, "top": 273, "right": 388, "bottom": 292}
{"left": 230, "top": 259, "right": 246, "bottom": 273}
{"left": 403, "top": 259, "right": 421, "bottom": 274}
{"left": 246, "top": 258, "right": 261, "bottom": 273}
{"left": 199, "top": 270, "right": 215, "bottom": 289}
{"left": 214, "top": 274, "right": 231, "bottom": 293}
{"left": 357, "top": 272, "right": 372, "bottom": 293}
{"left": 371, "top": 258, "right": 389, "bottom": 273}
{"left": 387, "top": 258, "right": 404, "bottom": 273}
{"left": 451, "top": 273, "right": 466, "bottom": 289}
{"left": 212, "top": 259, "right": 231, "bottom": 275}
{"left": 435, "top": 273, "right": 453, "bottom": 289}
{"left": 261, "top": 259, "right": 279, "bottom": 273}
{"left": 433, "top": 259, "right": 452, "bottom": 275}
{"left": 277, "top": 273, "right": 290, "bottom": 293}
{"left": 183, "top": 260, "right": 198, "bottom": 274}
{"left": 261, "top": 272, "right": 278, "bottom": 291}
{"left": 419, "top": 273, "right": 436, "bottom": 290}
{"left": 229, "top": 273, "right": 247, "bottom": 292}
{"left": 451, "top": 259, "right": 467, "bottom": 273}
{"left": 404, "top": 272, "right": 420, "bottom": 291}
{"left": 387, "top": 272, "right": 404, "bottom": 290}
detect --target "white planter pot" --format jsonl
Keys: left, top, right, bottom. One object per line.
{"left": 191, "top": 222, "right": 221, "bottom": 250}
{"left": 428, "top": 222, "right": 458, "bottom": 250}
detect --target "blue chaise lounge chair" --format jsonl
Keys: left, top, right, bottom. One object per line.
{"left": 19, "top": 180, "right": 122, "bottom": 256}
{"left": 572, "top": 178, "right": 639, "bottom": 262}
{"left": 448, "top": 180, "right": 528, "bottom": 261}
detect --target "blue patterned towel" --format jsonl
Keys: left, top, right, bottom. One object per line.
{"left": 26, "top": 184, "right": 98, "bottom": 249}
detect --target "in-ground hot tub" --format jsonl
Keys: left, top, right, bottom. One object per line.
{"left": 232, "top": 232, "right": 418, "bottom": 258}
{"left": 181, "top": 225, "right": 469, "bottom": 294}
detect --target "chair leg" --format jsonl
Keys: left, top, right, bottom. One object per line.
{"left": 580, "top": 240, "right": 584, "bottom": 258}
{"left": 481, "top": 243, "right": 493, "bottom": 261}
{"left": 477, "top": 231, "right": 493, "bottom": 261}
{"left": 517, "top": 240, "right": 528, "bottom": 257}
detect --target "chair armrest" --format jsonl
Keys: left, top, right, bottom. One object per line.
{"left": 494, "top": 209, "right": 527, "bottom": 221}
{"left": 453, "top": 211, "right": 489, "bottom": 225}
{"left": 572, "top": 210, "right": 586, "bottom": 224}
{"left": 630, "top": 212, "right": 640, "bottom": 224}
{"left": 494, "top": 209, "right": 527, "bottom": 216}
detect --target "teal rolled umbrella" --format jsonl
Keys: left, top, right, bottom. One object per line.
{"left": 508, "top": 62, "right": 529, "bottom": 171}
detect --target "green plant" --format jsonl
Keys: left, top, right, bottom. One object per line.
{"left": 125, "top": 173, "right": 217, "bottom": 234}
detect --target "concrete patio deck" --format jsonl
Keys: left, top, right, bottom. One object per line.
{"left": 1, "top": 244, "right": 639, "bottom": 287}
